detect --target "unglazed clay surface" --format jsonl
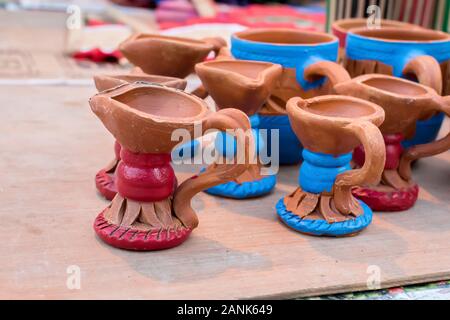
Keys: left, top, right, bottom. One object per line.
{"left": 90, "top": 82, "right": 254, "bottom": 250}
{"left": 196, "top": 59, "right": 281, "bottom": 186}
{"left": 283, "top": 95, "right": 385, "bottom": 226}
{"left": 94, "top": 73, "right": 187, "bottom": 92}
{"left": 195, "top": 60, "right": 282, "bottom": 115}
{"left": 119, "top": 33, "right": 226, "bottom": 78}
{"left": 93, "top": 72, "right": 188, "bottom": 200}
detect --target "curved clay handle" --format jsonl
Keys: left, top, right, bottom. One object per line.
{"left": 403, "top": 55, "right": 443, "bottom": 95}
{"left": 173, "top": 108, "right": 254, "bottom": 228}
{"left": 304, "top": 61, "right": 351, "bottom": 89}
{"left": 398, "top": 96, "right": 450, "bottom": 181}
{"left": 334, "top": 121, "right": 386, "bottom": 214}
{"left": 201, "top": 37, "right": 227, "bottom": 56}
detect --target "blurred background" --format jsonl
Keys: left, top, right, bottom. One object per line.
{"left": 0, "top": 0, "right": 448, "bottom": 84}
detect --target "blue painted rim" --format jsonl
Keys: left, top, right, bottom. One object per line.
{"left": 276, "top": 198, "right": 372, "bottom": 236}
{"left": 204, "top": 174, "right": 276, "bottom": 199}
{"left": 231, "top": 33, "right": 339, "bottom": 90}
{"left": 346, "top": 32, "right": 450, "bottom": 77}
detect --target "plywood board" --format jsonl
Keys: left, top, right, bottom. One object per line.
{"left": 1, "top": 85, "right": 449, "bottom": 299}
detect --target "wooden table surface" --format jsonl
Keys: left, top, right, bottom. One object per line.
{"left": 1, "top": 85, "right": 449, "bottom": 299}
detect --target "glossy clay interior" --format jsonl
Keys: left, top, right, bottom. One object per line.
{"left": 113, "top": 87, "right": 203, "bottom": 118}
{"left": 302, "top": 99, "right": 375, "bottom": 118}
{"left": 362, "top": 77, "right": 428, "bottom": 96}
{"left": 206, "top": 61, "right": 272, "bottom": 79}
{"left": 354, "top": 28, "right": 448, "bottom": 41}
{"left": 237, "top": 29, "right": 334, "bottom": 44}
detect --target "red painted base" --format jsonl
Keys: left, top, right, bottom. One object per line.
{"left": 93, "top": 211, "right": 192, "bottom": 251}
{"left": 95, "top": 169, "right": 117, "bottom": 201}
{"left": 352, "top": 184, "right": 419, "bottom": 212}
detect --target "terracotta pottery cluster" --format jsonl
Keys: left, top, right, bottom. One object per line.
{"left": 89, "top": 25, "right": 450, "bottom": 251}
{"left": 94, "top": 34, "right": 226, "bottom": 201}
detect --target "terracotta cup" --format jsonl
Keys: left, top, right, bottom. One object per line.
{"left": 119, "top": 33, "right": 226, "bottom": 78}
{"left": 230, "top": 28, "right": 351, "bottom": 164}
{"left": 332, "top": 18, "right": 420, "bottom": 61}
{"left": 89, "top": 82, "right": 254, "bottom": 251}
{"left": 345, "top": 27, "right": 450, "bottom": 147}
{"left": 277, "top": 95, "right": 385, "bottom": 237}
{"left": 93, "top": 73, "right": 187, "bottom": 201}
{"left": 335, "top": 74, "right": 450, "bottom": 211}
{"left": 195, "top": 59, "right": 282, "bottom": 199}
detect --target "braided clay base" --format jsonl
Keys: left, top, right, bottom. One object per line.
{"left": 203, "top": 164, "right": 276, "bottom": 199}
{"left": 277, "top": 188, "right": 372, "bottom": 237}
{"left": 352, "top": 184, "right": 419, "bottom": 212}
{"left": 94, "top": 195, "right": 191, "bottom": 251}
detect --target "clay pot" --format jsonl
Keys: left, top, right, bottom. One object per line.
{"left": 332, "top": 18, "right": 420, "bottom": 60}
{"left": 195, "top": 59, "right": 282, "bottom": 199}
{"left": 89, "top": 82, "right": 254, "bottom": 250}
{"left": 345, "top": 27, "right": 450, "bottom": 147}
{"left": 230, "top": 28, "right": 351, "bottom": 164}
{"left": 277, "top": 95, "right": 385, "bottom": 237}
{"left": 119, "top": 33, "right": 226, "bottom": 78}
{"left": 93, "top": 73, "right": 187, "bottom": 201}
{"left": 335, "top": 74, "right": 450, "bottom": 211}
{"left": 195, "top": 59, "right": 282, "bottom": 115}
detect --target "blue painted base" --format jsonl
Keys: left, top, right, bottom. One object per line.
{"left": 276, "top": 198, "right": 373, "bottom": 237}
{"left": 204, "top": 174, "right": 276, "bottom": 199}
{"left": 258, "top": 115, "right": 303, "bottom": 165}
{"left": 172, "top": 140, "right": 200, "bottom": 161}
{"left": 402, "top": 112, "right": 445, "bottom": 148}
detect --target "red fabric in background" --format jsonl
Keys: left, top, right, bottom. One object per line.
{"left": 158, "top": 4, "right": 325, "bottom": 31}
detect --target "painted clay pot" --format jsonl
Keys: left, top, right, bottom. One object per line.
{"left": 119, "top": 33, "right": 226, "bottom": 78}
{"left": 93, "top": 73, "right": 188, "bottom": 201}
{"left": 335, "top": 74, "right": 450, "bottom": 211}
{"left": 195, "top": 59, "right": 282, "bottom": 198}
{"left": 89, "top": 82, "right": 254, "bottom": 251}
{"left": 345, "top": 27, "right": 450, "bottom": 147}
{"left": 332, "top": 19, "right": 420, "bottom": 61}
{"left": 231, "top": 28, "right": 351, "bottom": 164}
{"left": 278, "top": 95, "right": 385, "bottom": 237}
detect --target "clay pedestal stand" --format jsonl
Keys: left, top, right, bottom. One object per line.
{"left": 278, "top": 95, "right": 385, "bottom": 236}
{"left": 93, "top": 72, "right": 187, "bottom": 200}
{"left": 230, "top": 28, "right": 351, "bottom": 164}
{"left": 335, "top": 74, "right": 450, "bottom": 211}
{"left": 89, "top": 82, "right": 253, "bottom": 250}
{"left": 195, "top": 59, "right": 282, "bottom": 198}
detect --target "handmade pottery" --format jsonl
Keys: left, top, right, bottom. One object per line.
{"left": 119, "top": 33, "right": 226, "bottom": 78}
{"left": 332, "top": 18, "right": 420, "bottom": 61}
{"left": 89, "top": 82, "right": 253, "bottom": 251}
{"left": 93, "top": 73, "right": 188, "bottom": 200}
{"left": 278, "top": 95, "right": 385, "bottom": 236}
{"left": 335, "top": 74, "right": 450, "bottom": 211}
{"left": 345, "top": 27, "right": 450, "bottom": 147}
{"left": 231, "top": 28, "right": 351, "bottom": 164}
{"left": 195, "top": 59, "right": 282, "bottom": 198}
